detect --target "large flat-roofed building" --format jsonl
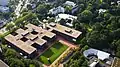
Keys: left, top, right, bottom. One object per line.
{"left": 47, "top": 23, "right": 82, "bottom": 42}
{"left": 5, "top": 23, "right": 82, "bottom": 58}
{"left": 5, "top": 24, "right": 56, "bottom": 58}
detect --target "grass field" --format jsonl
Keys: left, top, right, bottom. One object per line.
{"left": 39, "top": 42, "right": 68, "bottom": 65}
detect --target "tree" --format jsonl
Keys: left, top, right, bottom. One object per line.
{"left": 111, "top": 28, "right": 120, "bottom": 39}
{"left": 100, "top": 2, "right": 109, "bottom": 9}
{"left": 78, "top": 10, "right": 93, "bottom": 22}
{"left": 23, "top": 59, "right": 42, "bottom": 67}
{"left": 4, "top": 49, "right": 17, "bottom": 58}
{"left": 65, "top": 6, "right": 72, "bottom": 14}
{"left": 30, "top": 19, "right": 40, "bottom": 26}
{"left": 30, "top": 60, "right": 41, "bottom": 67}
{"left": 86, "top": 30, "right": 108, "bottom": 49}
{"left": 81, "top": 45, "right": 89, "bottom": 52}
{"left": 116, "top": 51, "right": 120, "bottom": 58}
{"left": 92, "top": 22, "right": 104, "bottom": 31}
{"left": 9, "top": 58, "right": 25, "bottom": 67}
{"left": 6, "top": 23, "right": 15, "bottom": 31}
{"left": 104, "top": 13, "right": 112, "bottom": 20}
{"left": 36, "top": 4, "right": 48, "bottom": 15}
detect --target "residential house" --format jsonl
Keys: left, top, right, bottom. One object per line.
{"left": 83, "top": 49, "right": 110, "bottom": 61}
{"left": 64, "top": 1, "right": 78, "bottom": 14}
{"left": 55, "top": 14, "right": 77, "bottom": 27}
{"left": 48, "top": 6, "right": 65, "bottom": 15}
{"left": 64, "top": 1, "right": 76, "bottom": 7}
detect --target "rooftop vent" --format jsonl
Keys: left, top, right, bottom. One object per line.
{"left": 65, "top": 29, "right": 72, "bottom": 33}
{"left": 50, "top": 23, "right": 56, "bottom": 27}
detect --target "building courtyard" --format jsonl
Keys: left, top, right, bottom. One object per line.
{"left": 39, "top": 41, "right": 68, "bottom": 65}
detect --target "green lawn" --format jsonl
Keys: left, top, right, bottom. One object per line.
{"left": 39, "top": 42, "right": 68, "bottom": 65}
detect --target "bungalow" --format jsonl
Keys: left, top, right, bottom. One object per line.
{"left": 64, "top": 1, "right": 78, "bottom": 14}
{"left": 55, "top": 14, "right": 77, "bottom": 27}
{"left": 55, "top": 14, "right": 77, "bottom": 22}
{"left": 64, "top": 1, "right": 76, "bottom": 7}
{"left": 48, "top": 6, "right": 65, "bottom": 15}
{"left": 83, "top": 48, "right": 110, "bottom": 61}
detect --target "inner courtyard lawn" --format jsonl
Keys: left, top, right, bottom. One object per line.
{"left": 39, "top": 41, "right": 68, "bottom": 65}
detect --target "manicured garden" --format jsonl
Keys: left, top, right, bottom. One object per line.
{"left": 38, "top": 41, "right": 68, "bottom": 65}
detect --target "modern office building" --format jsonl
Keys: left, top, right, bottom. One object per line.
{"left": 5, "top": 23, "right": 82, "bottom": 58}
{"left": 47, "top": 23, "right": 82, "bottom": 42}
{"left": 5, "top": 24, "right": 56, "bottom": 58}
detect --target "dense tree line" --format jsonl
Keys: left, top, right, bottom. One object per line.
{"left": 1, "top": 46, "right": 42, "bottom": 67}
{"left": 64, "top": 51, "right": 88, "bottom": 67}
{"left": 63, "top": 0, "right": 120, "bottom": 66}
{"left": 71, "top": 0, "right": 120, "bottom": 57}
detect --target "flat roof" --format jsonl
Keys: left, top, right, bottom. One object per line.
{"left": 0, "top": 60, "right": 9, "bottom": 67}
{"left": 35, "top": 38, "right": 47, "bottom": 46}
{"left": 5, "top": 34, "right": 36, "bottom": 54}
{"left": 26, "top": 24, "right": 56, "bottom": 38}
{"left": 47, "top": 23, "right": 82, "bottom": 39}
{"left": 26, "top": 34, "right": 38, "bottom": 41}
{"left": 5, "top": 23, "right": 56, "bottom": 55}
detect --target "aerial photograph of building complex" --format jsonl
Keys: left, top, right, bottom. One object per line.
{"left": 0, "top": 0, "right": 120, "bottom": 67}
